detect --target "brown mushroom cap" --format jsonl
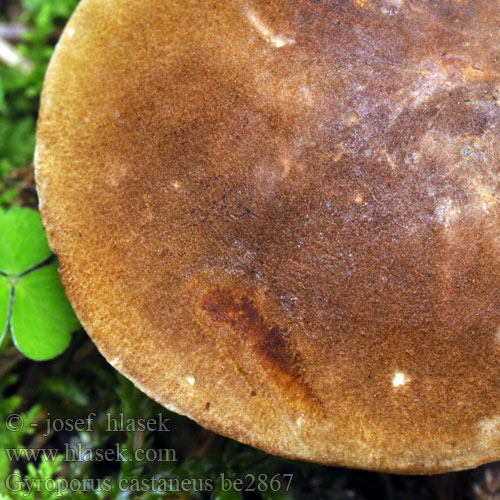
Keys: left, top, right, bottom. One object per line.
{"left": 35, "top": 0, "right": 500, "bottom": 473}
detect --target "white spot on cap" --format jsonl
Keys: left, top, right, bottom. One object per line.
{"left": 187, "top": 376, "right": 195, "bottom": 386}
{"left": 435, "top": 198, "right": 461, "bottom": 228}
{"left": 392, "top": 372, "right": 410, "bottom": 387}
{"left": 273, "top": 37, "right": 289, "bottom": 48}
{"left": 246, "top": 9, "right": 295, "bottom": 48}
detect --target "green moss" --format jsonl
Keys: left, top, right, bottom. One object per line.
{"left": 0, "top": 0, "right": 78, "bottom": 205}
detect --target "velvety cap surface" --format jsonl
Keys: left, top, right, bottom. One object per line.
{"left": 35, "top": 0, "right": 500, "bottom": 473}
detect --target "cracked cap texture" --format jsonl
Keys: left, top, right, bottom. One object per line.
{"left": 35, "top": 0, "right": 500, "bottom": 473}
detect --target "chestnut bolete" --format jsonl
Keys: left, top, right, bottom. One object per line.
{"left": 35, "top": 0, "right": 500, "bottom": 473}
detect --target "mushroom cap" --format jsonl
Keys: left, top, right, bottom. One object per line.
{"left": 35, "top": 0, "right": 500, "bottom": 473}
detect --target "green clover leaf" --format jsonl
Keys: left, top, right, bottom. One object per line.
{"left": 0, "top": 206, "right": 51, "bottom": 274}
{"left": 0, "top": 278, "right": 10, "bottom": 346}
{"left": 0, "top": 207, "right": 80, "bottom": 360}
